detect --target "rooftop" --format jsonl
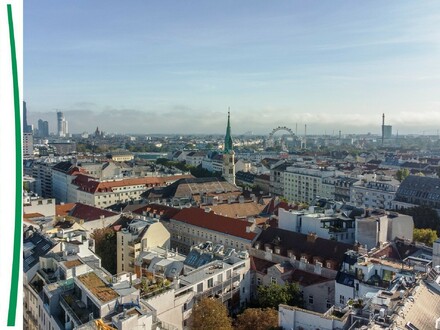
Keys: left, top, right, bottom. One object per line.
{"left": 63, "top": 259, "right": 83, "bottom": 269}
{"left": 393, "top": 280, "right": 440, "bottom": 329}
{"left": 172, "top": 207, "right": 257, "bottom": 240}
{"left": 77, "top": 272, "right": 119, "bottom": 303}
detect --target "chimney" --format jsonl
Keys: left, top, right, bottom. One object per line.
{"left": 307, "top": 233, "right": 318, "bottom": 243}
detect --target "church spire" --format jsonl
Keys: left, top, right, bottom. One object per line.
{"left": 224, "top": 108, "right": 233, "bottom": 154}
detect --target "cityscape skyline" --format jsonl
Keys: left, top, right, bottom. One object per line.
{"left": 25, "top": 1, "right": 440, "bottom": 135}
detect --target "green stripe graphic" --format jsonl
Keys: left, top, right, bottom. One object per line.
{"left": 7, "top": 4, "right": 22, "bottom": 327}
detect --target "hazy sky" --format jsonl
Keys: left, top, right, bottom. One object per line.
{"left": 25, "top": 1, "right": 440, "bottom": 135}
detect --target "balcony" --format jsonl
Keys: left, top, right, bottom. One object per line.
{"left": 60, "top": 294, "right": 88, "bottom": 326}
{"left": 195, "top": 273, "right": 241, "bottom": 302}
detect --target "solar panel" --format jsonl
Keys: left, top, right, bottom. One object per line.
{"left": 25, "top": 256, "right": 35, "bottom": 266}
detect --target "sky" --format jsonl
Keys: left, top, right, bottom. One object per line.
{"left": 25, "top": 1, "right": 440, "bottom": 135}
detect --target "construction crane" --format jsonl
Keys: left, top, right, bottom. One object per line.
{"left": 94, "top": 319, "right": 117, "bottom": 330}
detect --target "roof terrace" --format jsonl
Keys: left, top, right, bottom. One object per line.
{"left": 77, "top": 272, "right": 119, "bottom": 303}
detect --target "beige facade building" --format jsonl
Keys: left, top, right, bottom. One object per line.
{"left": 283, "top": 167, "right": 338, "bottom": 203}
{"left": 70, "top": 173, "right": 192, "bottom": 207}
{"left": 165, "top": 207, "right": 258, "bottom": 254}
{"left": 116, "top": 218, "right": 170, "bottom": 274}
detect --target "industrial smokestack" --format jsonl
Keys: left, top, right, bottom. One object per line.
{"left": 304, "top": 124, "right": 307, "bottom": 149}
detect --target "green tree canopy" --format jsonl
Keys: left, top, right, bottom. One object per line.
{"left": 91, "top": 228, "right": 117, "bottom": 274}
{"left": 234, "top": 308, "right": 278, "bottom": 330}
{"left": 396, "top": 168, "right": 410, "bottom": 182}
{"left": 413, "top": 228, "right": 438, "bottom": 246}
{"left": 189, "top": 297, "right": 232, "bottom": 330}
{"left": 400, "top": 206, "right": 440, "bottom": 234}
{"left": 257, "top": 283, "right": 303, "bottom": 309}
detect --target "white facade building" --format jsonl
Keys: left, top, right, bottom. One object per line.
{"left": 283, "top": 167, "right": 341, "bottom": 203}
{"left": 350, "top": 181, "right": 398, "bottom": 210}
{"left": 278, "top": 207, "right": 356, "bottom": 244}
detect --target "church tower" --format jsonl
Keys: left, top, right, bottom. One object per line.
{"left": 222, "top": 109, "right": 235, "bottom": 185}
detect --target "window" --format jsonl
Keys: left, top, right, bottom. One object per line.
{"left": 326, "top": 299, "right": 331, "bottom": 309}
{"left": 308, "top": 295, "right": 314, "bottom": 304}
{"left": 339, "top": 295, "right": 345, "bottom": 305}
{"left": 257, "top": 277, "right": 262, "bottom": 285}
{"left": 207, "top": 278, "right": 213, "bottom": 288}
{"left": 270, "top": 277, "right": 276, "bottom": 284}
{"left": 197, "top": 283, "right": 203, "bottom": 293}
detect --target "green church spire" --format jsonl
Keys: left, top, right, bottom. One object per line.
{"left": 224, "top": 108, "right": 233, "bottom": 154}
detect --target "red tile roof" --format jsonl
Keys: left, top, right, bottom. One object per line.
{"left": 172, "top": 207, "right": 257, "bottom": 240}
{"left": 72, "top": 174, "right": 193, "bottom": 194}
{"left": 69, "top": 203, "right": 118, "bottom": 222}
{"left": 56, "top": 203, "right": 76, "bottom": 217}
{"left": 262, "top": 197, "right": 296, "bottom": 215}
{"left": 132, "top": 204, "right": 180, "bottom": 220}
{"left": 23, "top": 212, "right": 45, "bottom": 219}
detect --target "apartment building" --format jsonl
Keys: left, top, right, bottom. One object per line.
{"left": 185, "top": 151, "right": 206, "bottom": 167}
{"left": 278, "top": 205, "right": 360, "bottom": 244}
{"left": 283, "top": 167, "right": 340, "bottom": 203}
{"left": 393, "top": 175, "right": 440, "bottom": 210}
{"left": 335, "top": 246, "right": 418, "bottom": 308}
{"left": 116, "top": 218, "right": 170, "bottom": 274}
{"left": 165, "top": 207, "right": 259, "bottom": 254}
{"left": 23, "top": 224, "right": 155, "bottom": 330}
{"left": 269, "top": 160, "right": 292, "bottom": 196}
{"left": 31, "top": 160, "right": 56, "bottom": 198}
{"left": 139, "top": 246, "right": 251, "bottom": 329}
{"left": 23, "top": 193, "right": 56, "bottom": 218}
{"left": 350, "top": 180, "right": 398, "bottom": 210}
{"left": 70, "top": 173, "right": 191, "bottom": 207}
{"left": 249, "top": 227, "right": 354, "bottom": 313}
{"left": 322, "top": 176, "right": 360, "bottom": 201}
{"left": 355, "top": 210, "right": 413, "bottom": 250}
{"left": 57, "top": 203, "right": 120, "bottom": 236}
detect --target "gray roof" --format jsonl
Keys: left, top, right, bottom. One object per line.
{"left": 395, "top": 175, "right": 440, "bottom": 208}
{"left": 23, "top": 227, "right": 56, "bottom": 273}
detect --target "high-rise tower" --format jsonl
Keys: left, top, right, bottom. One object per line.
{"left": 382, "top": 113, "right": 385, "bottom": 145}
{"left": 381, "top": 113, "right": 392, "bottom": 145}
{"left": 57, "top": 111, "right": 68, "bottom": 137}
{"left": 23, "top": 101, "right": 32, "bottom": 133}
{"left": 222, "top": 109, "right": 235, "bottom": 185}
{"left": 38, "top": 119, "right": 49, "bottom": 137}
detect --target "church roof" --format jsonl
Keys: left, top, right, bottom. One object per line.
{"left": 224, "top": 110, "right": 233, "bottom": 154}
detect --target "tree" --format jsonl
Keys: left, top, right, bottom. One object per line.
{"left": 91, "top": 228, "right": 117, "bottom": 274}
{"left": 413, "top": 228, "right": 438, "bottom": 246}
{"left": 400, "top": 206, "right": 440, "bottom": 234}
{"left": 257, "top": 283, "right": 303, "bottom": 309}
{"left": 396, "top": 168, "right": 410, "bottom": 182}
{"left": 189, "top": 297, "right": 232, "bottom": 330}
{"left": 234, "top": 308, "right": 278, "bottom": 330}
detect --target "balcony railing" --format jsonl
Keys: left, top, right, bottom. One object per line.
{"left": 195, "top": 273, "right": 241, "bottom": 301}
{"left": 59, "top": 295, "right": 83, "bottom": 327}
